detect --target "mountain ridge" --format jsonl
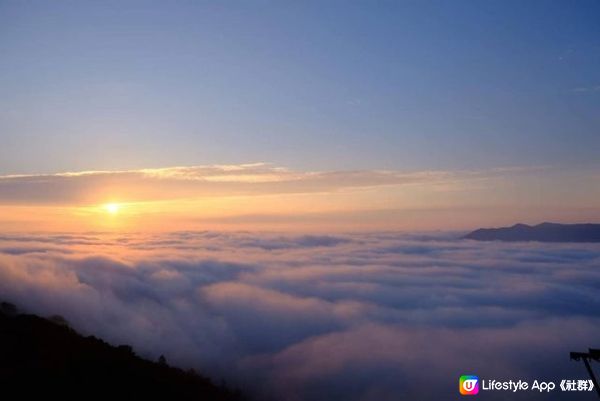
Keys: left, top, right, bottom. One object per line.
{"left": 464, "top": 222, "right": 600, "bottom": 243}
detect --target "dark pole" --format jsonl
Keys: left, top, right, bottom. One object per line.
{"left": 582, "top": 358, "right": 600, "bottom": 398}
{"left": 571, "top": 350, "right": 600, "bottom": 398}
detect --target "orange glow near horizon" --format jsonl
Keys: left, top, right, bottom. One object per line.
{"left": 0, "top": 164, "right": 600, "bottom": 233}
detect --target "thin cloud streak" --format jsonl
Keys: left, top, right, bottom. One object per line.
{"left": 0, "top": 163, "right": 541, "bottom": 205}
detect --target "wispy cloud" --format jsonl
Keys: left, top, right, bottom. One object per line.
{"left": 572, "top": 85, "right": 600, "bottom": 93}
{"left": 0, "top": 163, "right": 429, "bottom": 204}
{"left": 0, "top": 163, "right": 537, "bottom": 205}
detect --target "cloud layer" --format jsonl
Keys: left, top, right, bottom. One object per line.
{"left": 0, "top": 231, "right": 599, "bottom": 400}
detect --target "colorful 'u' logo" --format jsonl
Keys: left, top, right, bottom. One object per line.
{"left": 460, "top": 375, "right": 479, "bottom": 395}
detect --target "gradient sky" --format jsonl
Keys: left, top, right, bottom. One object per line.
{"left": 0, "top": 1, "right": 599, "bottom": 231}
{"left": 1, "top": 0, "right": 599, "bottom": 173}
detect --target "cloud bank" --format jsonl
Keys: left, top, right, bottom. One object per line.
{"left": 0, "top": 231, "right": 599, "bottom": 400}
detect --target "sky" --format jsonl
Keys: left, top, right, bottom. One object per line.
{"left": 0, "top": 0, "right": 599, "bottom": 231}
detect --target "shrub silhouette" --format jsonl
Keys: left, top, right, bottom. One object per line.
{"left": 0, "top": 301, "right": 17, "bottom": 316}
{"left": 48, "top": 314, "right": 70, "bottom": 327}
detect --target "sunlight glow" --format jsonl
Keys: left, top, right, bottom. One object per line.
{"left": 104, "top": 203, "right": 121, "bottom": 215}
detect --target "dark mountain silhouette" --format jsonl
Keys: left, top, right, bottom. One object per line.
{"left": 464, "top": 222, "right": 600, "bottom": 243}
{"left": 0, "top": 302, "right": 245, "bottom": 400}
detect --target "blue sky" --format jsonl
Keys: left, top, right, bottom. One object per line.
{"left": 0, "top": 0, "right": 599, "bottom": 174}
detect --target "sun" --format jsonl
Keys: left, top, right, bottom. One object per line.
{"left": 103, "top": 203, "right": 121, "bottom": 215}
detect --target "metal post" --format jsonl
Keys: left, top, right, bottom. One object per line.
{"left": 582, "top": 357, "right": 600, "bottom": 398}
{"left": 571, "top": 350, "right": 600, "bottom": 398}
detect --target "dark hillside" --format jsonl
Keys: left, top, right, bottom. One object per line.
{"left": 0, "top": 302, "right": 244, "bottom": 400}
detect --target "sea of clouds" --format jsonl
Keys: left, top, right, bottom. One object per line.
{"left": 0, "top": 231, "right": 599, "bottom": 400}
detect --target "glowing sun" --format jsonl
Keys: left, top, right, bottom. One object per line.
{"left": 103, "top": 203, "right": 121, "bottom": 215}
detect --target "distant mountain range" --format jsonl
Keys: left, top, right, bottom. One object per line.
{"left": 464, "top": 223, "right": 600, "bottom": 243}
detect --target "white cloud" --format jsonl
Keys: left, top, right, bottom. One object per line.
{"left": 0, "top": 231, "right": 599, "bottom": 400}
